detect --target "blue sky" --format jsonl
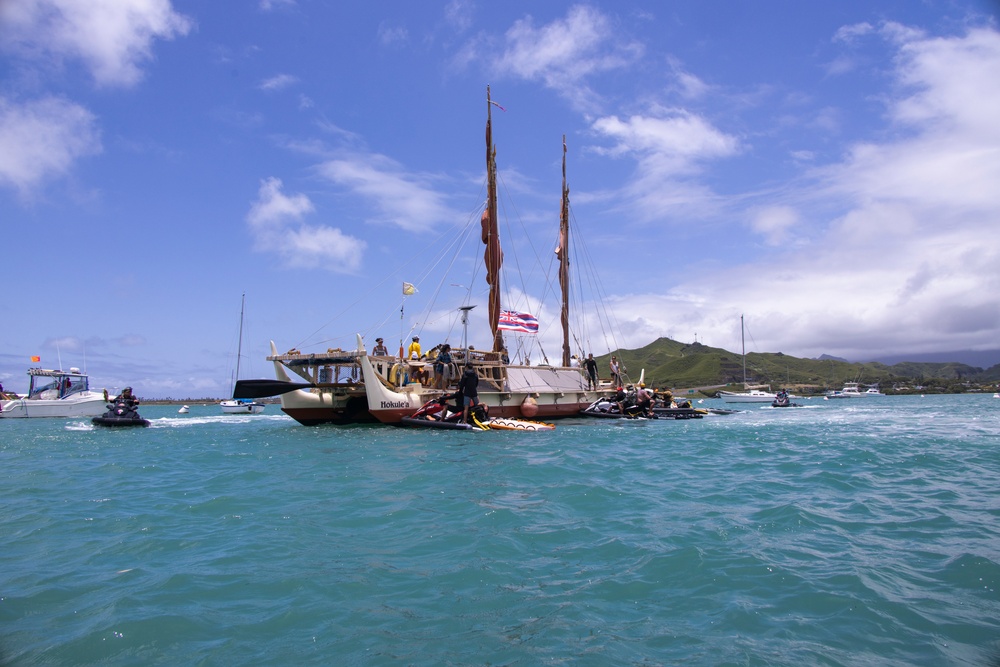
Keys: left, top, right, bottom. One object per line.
{"left": 2, "top": 1, "right": 999, "bottom": 398}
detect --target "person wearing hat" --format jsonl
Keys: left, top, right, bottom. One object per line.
{"left": 405, "top": 335, "right": 430, "bottom": 385}
{"left": 372, "top": 337, "right": 388, "bottom": 356}
{"left": 407, "top": 336, "right": 421, "bottom": 360}
{"left": 434, "top": 343, "right": 452, "bottom": 389}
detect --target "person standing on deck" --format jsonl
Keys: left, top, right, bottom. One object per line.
{"left": 457, "top": 364, "right": 480, "bottom": 424}
{"left": 584, "top": 354, "right": 599, "bottom": 390}
{"left": 610, "top": 355, "right": 623, "bottom": 387}
{"left": 372, "top": 338, "right": 388, "bottom": 356}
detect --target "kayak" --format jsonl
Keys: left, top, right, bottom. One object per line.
{"left": 486, "top": 417, "right": 555, "bottom": 431}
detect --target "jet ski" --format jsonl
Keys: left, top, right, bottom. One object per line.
{"left": 771, "top": 390, "right": 801, "bottom": 408}
{"left": 400, "top": 392, "right": 490, "bottom": 430}
{"left": 92, "top": 399, "right": 150, "bottom": 427}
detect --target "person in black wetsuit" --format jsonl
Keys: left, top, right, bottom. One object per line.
{"left": 584, "top": 353, "right": 599, "bottom": 390}
{"left": 457, "top": 364, "right": 480, "bottom": 424}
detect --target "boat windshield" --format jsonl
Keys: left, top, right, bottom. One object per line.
{"left": 28, "top": 373, "right": 90, "bottom": 398}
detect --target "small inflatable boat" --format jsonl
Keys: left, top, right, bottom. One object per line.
{"left": 581, "top": 398, "right": 705, "bottom": 420}
{"left": 650, "top": 406, "right": 706, "bottom": 420}
{"left": 92, "top": 400, "right": 150, "bottom": 427}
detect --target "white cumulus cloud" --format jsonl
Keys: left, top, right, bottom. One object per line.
{"left": 490, "top": 5, "right": 643, "bottom": 108}
{"left": 0, "top": 95, "right": 101, "bottom": 194}
{"left": 0, "top": 0, "right": 193, "bottom": 87}
{"left": 247, "top": 177, "right": 366, "bottom": 272}
{"left": 317, "top": 152, "right": 457, "bottom": 232}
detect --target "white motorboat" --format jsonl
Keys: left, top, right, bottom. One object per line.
{"left": 0, "top": 367, "right": 107, "bottom": 418}
{"left": 178, "top": 405, "right": 190, "bottom": 414}
{"left": 221, "top": 293, "right": 265, "bottom": 415}
{"left": 839, "top": 382, "right": 864, "bottom": 397}
{"left": 837, "top": 382, "right": 884, "bottom": 397}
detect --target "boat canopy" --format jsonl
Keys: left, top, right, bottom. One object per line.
{"left": 28, "top": 368, "right": 91, "bottom": 399}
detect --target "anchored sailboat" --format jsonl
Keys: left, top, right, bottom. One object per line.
{"left": 246, "top": 87, "right": 610, "bottom": 425}
{"left": 718, "top": 315, "right": 775, "bottom": 403}
{"left": 220, "top": 294, "right": 266, "bottom": 415}
{"left": 359, "top": 88, "right": 602, "bottom": 424}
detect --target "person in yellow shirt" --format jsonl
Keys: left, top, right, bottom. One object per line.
{"left": 406, "top": 336, "right": 430, "bottom": 385}
{"left": 407, "top": 336, "right": 422, "bottom": 360}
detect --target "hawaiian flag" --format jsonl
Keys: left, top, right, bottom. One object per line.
{"left": 498, "top": 310, "right": 539, "bottom": 334}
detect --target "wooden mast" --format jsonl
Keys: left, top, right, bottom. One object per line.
{"left": 483, "top": 85, "right": 504, "bottom": 353}
{"left": 557, "top": 135, "right": 571, "bottom": 367}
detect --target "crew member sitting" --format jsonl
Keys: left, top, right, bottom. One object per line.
{"left": 635, "top": 383, "right": 653, "bottom": 417}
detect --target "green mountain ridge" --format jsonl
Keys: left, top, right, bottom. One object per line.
{"left": 590, "top": 338, "right": 1000, "bottom": 392}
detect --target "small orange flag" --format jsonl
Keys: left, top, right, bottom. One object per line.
{"left": 31, "top": 355, "right": 41, "bottom": 362}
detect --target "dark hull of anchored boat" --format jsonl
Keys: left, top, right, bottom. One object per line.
{"left": 581, "top": 405, "right": 704, "bottom": 420}
{"left": 577, "top": 407, "right": 624, "bottom": 418}
{"left": 400, "top": 416, "right": 474, "bottom": 430}
{"left": 651, "top": 407, "right": 705, "bottom": 420}
{"left": 281, "top": 400, "right": 379, "bottom": 426}
{"left": 703, "top": 407, "right": 741, "bottom": 415}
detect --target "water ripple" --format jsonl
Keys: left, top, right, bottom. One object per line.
{"left": 2, "top": 397, "right": 1000, "bottom": 665}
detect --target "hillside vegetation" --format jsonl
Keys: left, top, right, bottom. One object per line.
{"left": 590, "top": 338, "right": 998, "bottom": 393}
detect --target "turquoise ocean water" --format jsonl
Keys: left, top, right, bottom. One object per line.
{"left": 2, "top": 395, "right": 999, "bottom": 666}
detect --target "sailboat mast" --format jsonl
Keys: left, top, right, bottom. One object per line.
{"left": 483, "top": 85, "right": 504, "bottom": 353}
{"left": 558, "top": 135, "right": 571, "bottom": 367}
{"left": 234, "top": 293, "right": 246, "bottom": 394}
{"left": 741, "top": 313, "right": 746, "bottom": 388}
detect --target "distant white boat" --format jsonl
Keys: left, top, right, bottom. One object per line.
{"left": 993, "top": 393, "right": 999, "bottom": 399}
{"left": 178, "top": 405, "right": 190, "bottom": 414}
{"left": 840, "top": 382, "right": 864, "bottom": 397}
{"left": 837, "top": 381, "right": 884, "bottom": 397}
{"left": 719, "top": 388, "right": 776, "bottom": 403}
{"left": 221, "top": 293, "right": 265, "bottom": 415}
{"left": 1, "top": 367, "right": 107, "bottom": 419}
{"left": 824, "top": 390, "right": 851, "bottom": 400}
{"left": 220, "top": 399, "right": 265, "bottom": 415}
{"left": 719, "top": 315, "right": 776, "bottom": 403}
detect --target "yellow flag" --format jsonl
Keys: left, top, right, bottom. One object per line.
{"left": 402, "top": 282, "right": 417, "bottom": 296}
{"left": 31, "top": 355, "right": 41, "bottom": 362}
